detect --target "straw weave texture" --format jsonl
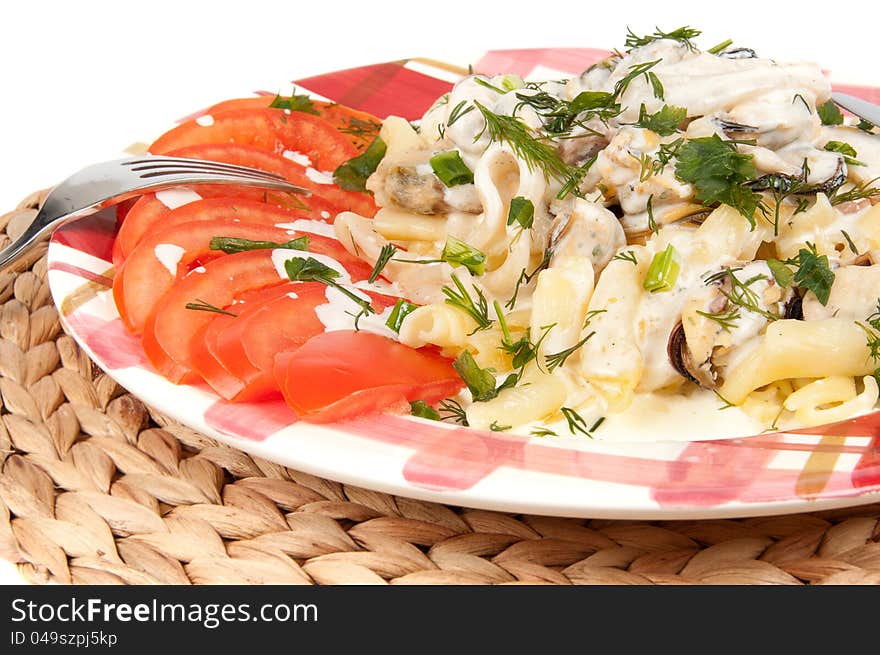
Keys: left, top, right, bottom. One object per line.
{"left": 2, "top": 190, "right": 880, "bottom": 585}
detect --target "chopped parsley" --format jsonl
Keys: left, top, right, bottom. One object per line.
{"left": 452, "top": 350, "right": 517, "bottom": 402}
{"left": 673, "top": 134, "right": 760, "bottom": 225}
{"left": 507, "top": 196, "right": 535, "bottom": 229}
{"left": 333, "top": 136, "right": 387, "bottom": 192}
{"left": 633, "top": 103, "right": 687, "bottom": 136}
{"left": 269, "top": 93, "right": 319, "bottom": 115}
{"left": 409, "top": 400, "right": 440, "bottom": 421}
{"left": 767, "top": 243, "right": 835, "bottom": 306}
{"left": 817, "top": 99, "right": 844, "bottom": 126}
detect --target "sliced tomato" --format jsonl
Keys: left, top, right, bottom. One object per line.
{"left": 114, "top": 219, "right": 296, "bottom": 334}
{"left": 165, "top": 143, "right": 378, "bottom": 217}
{"left": 189, "top": 283, "right": 304, "bottom": 400}
{"left": 113, "top": 192, "right": 341, "bottom": 265}
{"left": 199, "top": 282, "right": 329, "bottom": 401}
{"left": 149, "top": 108, "right": 358, "bottom": 171}
{"left": 141, "top": 249, "right": 287, "bottom": 382}
{"left": 240, "top": 287, "right": 399, "bottom": 376}
{"left": 200, "top": 97, "right": 382, "bottom": 150}
{"left": 273, "top": 331, "right": 464, "bottom": 423}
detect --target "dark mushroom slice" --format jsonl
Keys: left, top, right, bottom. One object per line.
{"left": 558, "top": 133, "right": 609, "bottom": 167}
{"left": 783, "top": 293, "right": 804, "bottom": 320}
{"left": 384, "top": 165, "right": 481, "bottom": 215}
{"left": 713, "top": 118, "right": 761, "bottom": 140}
{"left": 747, "top": 157, "right": 847, "bottom": 198}
{"left": 718, "top": 47, "right": 758, "bottom": 59}
{"left": 668, "top": 321, "right": 718, "bottom": 389}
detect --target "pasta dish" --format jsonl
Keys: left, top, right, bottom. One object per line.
{"left": 115, "top": 26, "right": 880, "bottom": 442}
{"left": 331, "top": 28, "right": 880, "bottom": 438}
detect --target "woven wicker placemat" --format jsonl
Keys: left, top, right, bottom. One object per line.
{"left": 1, "top": 191, "right": 880, "bottom": 586}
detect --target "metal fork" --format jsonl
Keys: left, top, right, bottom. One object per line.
{"left": 831, "top": 92, "right": 880, "bottom": 127}
{"left": 0, "top": 156, "right": 310, "bottom": 273}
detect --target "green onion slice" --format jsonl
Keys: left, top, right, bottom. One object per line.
{"left": 430, "top": 150, "right": 474, "bottom": 187}
{"left": 385, "top": 298, "right": 418, "bottom": 333}
{"left": 643, "top": 244, "right": 680, "bottom": 293}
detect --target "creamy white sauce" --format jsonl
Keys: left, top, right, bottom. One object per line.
{"left": 314, "top": 286, "right": 398, "bottom": 339}
{"left": 153, "top": 243, "right": 186, "bottom": 276}
{"left": 195, "top": 114, "right": 215, "bottom": 127}
{"left": 155, "top": 188, "right": 202, "bottom": 210}
{"left": 270, "top": 248, "right": 350, "bottom": 282}
{"left": 305, "top": 168, "right": 335, "bottom": 185}
{"left": 282, "top": 150, "right": 311, "bottom": 167}
{"left": 275, "top": 219, "right": 336, "bottom": 238}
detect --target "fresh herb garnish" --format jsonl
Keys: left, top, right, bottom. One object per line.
{"left": 489, "top": 421, "right": 512, "bottom": 432}
{"left": 430, "top": 150, "right": 474, "bottom": 187}
{"left": 442, "top": 236, "right": 486, "bottom": 275}
{"left": 817, "top": 99, "right": 844, "bottom": 126}
{"left": 706, "top": 267, "right": 779, "bottom": 320}
{"left": 613, "top": 60, "right": 663, "bottom": 100}
{"left": 409, "top": 400, "right": 440, "bottom": 420}
{"left": 209, "top": 235, "right": 309, "bottom": 254}
{"left": 507, "top": 196, "right": 535, "bottom": 229}
{"left": 560, "top": 407, "right": 594, "bottom": 437}
{"left": 612, "top": 250, "right": 638, "bottom": 265}
{"left": 269, "top": 93, "right": 319, "bottom": 115}
{"left": 841, "top": 230, "right": 859, "bottom": 255}
{"left": 768, "top": 243, "right": 835, "bottom": 306}
{"left": 452, "top": 350, "right": 517, "bottom": 402}
{"left": 438, "top": 398, "right": 469, "bottom": 425}
{"left": 633, "top": 103, "right": 687, "bottom": 136}
{"left": 369, "top": 244, "right": 397, "bottom": 283}
{"left": 474, "top": 101, "right": 572, "bottom": 183}
{"left": 184, "top": 298, "right": 237, "bottom": 317}
{"left": 748, "top": 159, "right": 818, "bottom": 236}
{"left": 674, "top": 134, "right": 760, "bottom": 225}
{"left": 643, "top": 244, "right": 680, "bottom": 293}
{"left": 530, "top": 427, "right": 558, "bottom": 437}
{"left": 707, "top": 38, "right": 733, "bottom": 55}
{"left": 385, "top": 298, "right": 418, "bottom": 333}
{"left": 333, "top": 136, "right": 387, "bottom": 192}
{"left": 545, "top": 332, "right": 595, "bottom": 372}
{"left": 284, "top": 256, "right": 374, "bottom": 316}
{"left": 624, "top": 26, "right": 702, "bottom": 51}
{"left": 447, "top": 100, "right": 475, "bottom": 128}
{"left": 337, "top": 117, "right": 382, "bottom": 143}
{"left": 856, "top": 301, "right": 880, "bottom": 362}
{"left": 828, "top": 177, "right": 880, "bottom": 206}
{"left": 556, "top": 154, "right": 597, "bottom": 200}
{"left": 442, "top": 273, "right": 493, "bottom": 331}
{"left": 824, "top": 141, "right": 864, "bottom": 166}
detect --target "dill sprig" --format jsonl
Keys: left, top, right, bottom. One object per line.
{"left": 284, "top": 257, "right": 374, "bottom": 317}
{"left": 368, "top": 244, "right": 397, "bottom": 284}
{"left": 438, "top": 398, "right": 469, "bottom": 425}
{"left": 474, "top": 101, "right": 572, "bottom": 183}
{"left": 705, "top": 267, "right": 778, "bottom": 321}
{"left": 624, "top": 26, "right": 702, "bottom": 51}
{"left": 612, "top": 250, "right": 638, "bottom": 265}
{"left": 184, "top": 298, "right": 237, "bottom": 317}
{"left": 442, "top": 273, "right": 493, "bottom": 332}
{"left": 545, "top": 331, "right": 595, "bottom": 372}
{"left": 828, "top": 176, "right": 880, "bottom": 206}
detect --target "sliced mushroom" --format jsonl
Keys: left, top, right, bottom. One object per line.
{"left": 714, "top": 117, "right": 761, "bottom": 140}
{"left": 668, "top": 321, "right": 718, "bottom": 388}
{"left": 718, "top": 47, "right": 758, "bottom": 59}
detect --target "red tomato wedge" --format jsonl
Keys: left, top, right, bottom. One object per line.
{"left": 112, "top": 192, "right": 340, "bottom": 266}
{"left": 196, "top": 282, "right": 329, "bottom": 401}
{"left": 165, "top": 144, "right": 378, "bottom": 217}
{"left": 240, "top": 287, "right": 399, "bottom": 375}
{"left": 141, "top": 249, "right": 285, "bottom": 383}
{"left": 273, "top": 331, "right": 464, "bottom": 423}
{"left": 200, "top": 97, "right": 382, "bottom": 150}
{"left": 114, "top": 220, "right": 297, "bottom": 334}
{"left": 149, "top": 108, "right": 358, "bottom": 171}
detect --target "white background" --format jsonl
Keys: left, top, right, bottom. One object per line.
{"left": 0, "top": 0, "right": 876, "bottom": 583}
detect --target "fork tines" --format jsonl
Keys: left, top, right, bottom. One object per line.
{"left": 123, "top": 156, "right": 288, "bottom": 181}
